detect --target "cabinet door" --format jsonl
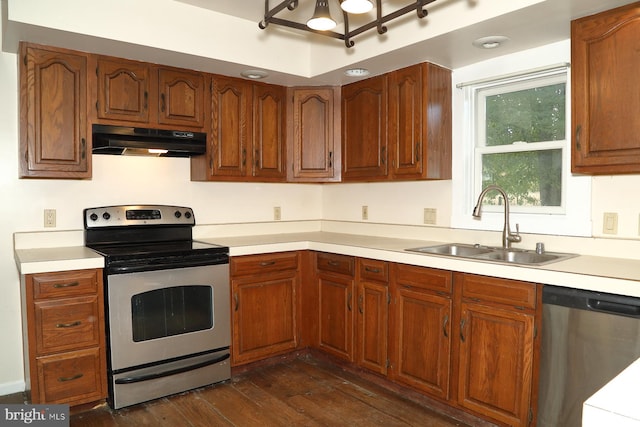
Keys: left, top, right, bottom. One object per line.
{"left": 95, "top": 57, "right": 151, "bottom": 123}
{"left": 388, "top": 64, "right": 423, "bottom": 178}
{"left": 289, "top": 87, "right": 341, "bottom": 182}
{"left": 252, "top": 83, "right": 286, "bottom": 181}
{"left": 390, "top": 285, "right": 451, "bottom": 400}
{"left": 356, "top": 280, "right": 388, "bottom": 375}
{"left": 232, "top": 272, "right": 297, "bottom": 365}
{"left": 158, "top": 68, "right": 206, "bottom": 129}
{"left": 211, "top": 76, "right": 251, "bottom": 177}
{"left": 19, "top": 43, "right": 90, "bottom": 178}
{"left": 457, "top": 302, "right": 535, "bottom": 427}
{"left": 318, "top": 272, "right": 354, "bottom": 361}
{"left": 342, "top": 75, "right": 388, "bottom": 181}
{"left": 571, "top": 3, "right": 640, "bottom": 174}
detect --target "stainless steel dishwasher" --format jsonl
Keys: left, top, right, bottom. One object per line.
{"left": 537, "top": 285, "right": 640, "bottom": 427}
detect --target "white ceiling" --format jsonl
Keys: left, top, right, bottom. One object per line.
{"left": 173, "top": 0, "right": 635, "bottom": 84}
{"left": 3, "top": 0, "right": 637, "bottom": 86}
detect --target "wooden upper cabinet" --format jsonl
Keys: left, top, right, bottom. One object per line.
{"left": 252, "top": 83, "right": 287, "bottom": 181}
{"left": 95, "top": 57, "right": 150, "bottom": 123}
{"left": 389, "top": 63, "right": 452, "bottom": 180}
{"left": 93, "top": 56, "right": 207, "bottom": 130}
{"left": 157, "top": 67, "right": 206, "bottom": 128}
{"left": 342, "top": 63, "right": 451, "bottom": 182}
{"left": 342, "top": 75, "right": 389, "bottom": 181}
{"left": 209, "top": 75, "right": 251, "bottom": 178}
{"left": 571, "top": 2, "right": 640, "bottom": 174}
{"left": 288, "top": 87, "right": 341, "bottom": 182}
{"left": 19, "top": 43, "right": 90, "bottom": 179}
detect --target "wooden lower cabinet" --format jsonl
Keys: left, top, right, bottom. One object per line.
{"left": 355, "top": 258, "right": 389, "bottom": 375}
{"left": 389, "top": 264, "right": 452, "bottom": 400}
{"left": 454, "top": 273, "right": 540, "bottom": 427}
{"left": 21, "top": 269, "right": 106, "bottom": 406}
{"left": 230, "top": 252, "right": 300, "bottom": 366}
{"left": 317, "top": 253, "right": 356, "bottom": 361}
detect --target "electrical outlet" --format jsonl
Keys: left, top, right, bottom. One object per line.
{"left": 603, "top": 212, "right": 618, "bottom": 234}
{"left": 424, "top": 208, "right": 437, "bottom": 225}
{"left": 44, "top": 209, "right": 56, "bottom": 228}
{"left": 274, "top": 206, "right": 281, "bottom": 221}
{"left": 362, "top": 206, "right": 368, "bottom": 220}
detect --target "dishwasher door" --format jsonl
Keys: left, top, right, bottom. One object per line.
{"left": 538, "top": 286, "right": 640, "bottom": 427}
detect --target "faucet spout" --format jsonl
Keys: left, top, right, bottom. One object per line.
{"left": 472, "top": 185, "right": 521, "bottom": 249}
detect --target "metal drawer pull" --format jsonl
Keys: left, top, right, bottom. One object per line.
{"left": 328, "top": 260, "right": 340, "bottom": 266}
{"left": 358, "top": 294, "right": 363, "bottom": 314}
{"left": 56, "top": 321, "right": 81, "bottom": 328}
{"left": 58, "top": 373, "right": 83, "bottom": 382}
{"left": 460, "top": 318, "right": 466, "bottom": 342}
{"left": 53, "top": 281, "right": 80, "bottom": 288}
{"left": 364, "top": 267, "right": 381, "bottom": 273}
{"left": 347, "top": 292, "right": 352, "bottom": 311}
{"left": 234, "top": 293, "right": 239, "bottom": 311}
{"left": 259, "top": 261, "right": 276, "bottom": 266}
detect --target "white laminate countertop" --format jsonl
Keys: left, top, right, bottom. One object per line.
{"left": 14, "top": 231, "right": 640, "bottom": 297}
{"left": 583, "top": 357, "right": 640, "bottom": 426}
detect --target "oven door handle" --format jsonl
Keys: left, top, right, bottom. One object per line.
{"left": 114, "top": 352, "right": 230, "bottom": 385}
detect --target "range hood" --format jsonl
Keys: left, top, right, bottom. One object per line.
{"left": 92, "top": 124, "right": 206, "bottom": 157}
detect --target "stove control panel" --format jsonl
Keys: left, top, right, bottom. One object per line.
{"left": 84, "top": 205, "right": 195, "bottom": 228}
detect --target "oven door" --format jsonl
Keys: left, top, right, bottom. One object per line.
{"left": 106, "top": 264, "right": 230, "bottom": 371}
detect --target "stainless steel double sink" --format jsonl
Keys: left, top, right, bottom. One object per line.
{"left": 406, "top": 243, "right": 576, "bottom": 266}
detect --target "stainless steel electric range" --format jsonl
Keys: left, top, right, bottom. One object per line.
{"left": 84, "top": 204, "right": 230, "bottom": 409}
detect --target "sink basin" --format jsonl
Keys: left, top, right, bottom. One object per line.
{"left": 473, "top": 250, "right": 574, "bottom": 265}
{"left": 407, "top": 243, "right": 493, "bottom": 257}
{"left": 406, "top": 243, "right": 576, "bottom": 266}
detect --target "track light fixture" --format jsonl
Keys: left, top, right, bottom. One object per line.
{"left": 259, "top": 0, "right": 437, "bottom": 48}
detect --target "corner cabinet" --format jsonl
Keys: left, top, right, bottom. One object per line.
{"left": 230, "top": 252, "right": 300, "bottom": 366}
{"left": 21, "top": 269, "right": 107, "bottom": 406}
{"left": 288, "top": 87, "right": 341, "bottom": 182}
{"left": 571, "top": 2, "right": 640, "bottom": 174}
{"left": 19, "top": 43, "right": 90, "bottom": 179}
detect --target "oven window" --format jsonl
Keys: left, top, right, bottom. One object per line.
{"left": 131, "top": 285, "right": 213, "bottom": 342}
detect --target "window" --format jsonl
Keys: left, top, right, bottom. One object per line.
{"left": 475, "top": 72, "right": 566, "bottom": 214}
{"left": 452, "top": 57, "right": 592, "bottom": 237}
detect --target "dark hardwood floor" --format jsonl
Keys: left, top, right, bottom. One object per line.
{"left": 2, "top": 356, "right": 478, "bottom": 426}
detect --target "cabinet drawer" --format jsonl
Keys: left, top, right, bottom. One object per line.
{"left": 231, "top": 252, "right": 299, "bottom": 276}
{"left": 36, "top": 347, "right": 104, "bottom": 405}
{"left": 394, "top": 263, "right": 452, "bottom": 294}
{"left": 359, "top": 258, "right": 388, "bottom": 283}
{"left": 459, "top": 273, "right": 537, "bottom": 309}
{"left": 31, "top": 270, "right": 100, "bottom": 299}
{"left": 34, "top": 296, "right": 101, "bottom": 355}
{"left": 317, "top": 253, "right": 355, "bottom": 277}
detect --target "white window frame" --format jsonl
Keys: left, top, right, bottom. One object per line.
{"left": 451, "top": 43, "right": 592, "bottom": 237}
{"left": 473, "top": 71, "right": 567, "bottom": 215}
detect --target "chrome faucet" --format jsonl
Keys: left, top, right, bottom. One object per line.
{"left": 472, "top": 185, "right": 521, "bottom": 249}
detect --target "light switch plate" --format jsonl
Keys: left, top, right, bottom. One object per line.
{"left": 603, "top": 212, "right": 618, "bottom": 234}
{"left": 44, "top": 209, "right": 56, "bottom": 228}
{"left": 424, "top": 208, "right": 437, "bottom": 225}
{"left": 362, "top": 206, "right": 368, "bottom": 221}
{"left": 274, "top": 206, "right": 281, "bottom": 221}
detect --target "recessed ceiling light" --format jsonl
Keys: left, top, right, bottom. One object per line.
{"left": 344, "top": 68, "right": 370, "bottom": 77}
{"left": 472, "top": 36, "right": 509, "bottom": 49}
{"left": 240, "top": 69, "right": 269, "bottom": 79}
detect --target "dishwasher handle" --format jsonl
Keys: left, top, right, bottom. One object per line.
{"left": 543, "top": 285, "right": 640, "bottom": 319}
{"left": 587, "top": 298, "right": 640, "bottom": 317}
